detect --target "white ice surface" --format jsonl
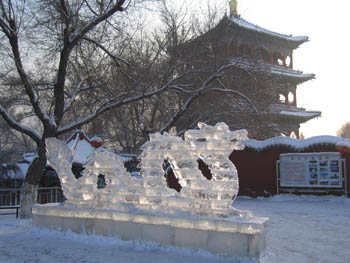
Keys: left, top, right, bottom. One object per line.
{"left": 1, "top": 195, "right": 349, "bottom": 263}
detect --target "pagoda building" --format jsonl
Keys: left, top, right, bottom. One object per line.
{"left": 174, "top": 0, "right": 320, "bottom": 139}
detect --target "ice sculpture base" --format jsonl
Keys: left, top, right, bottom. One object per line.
{"left": 33, "top": 204, "right": 268, "bottom": 260}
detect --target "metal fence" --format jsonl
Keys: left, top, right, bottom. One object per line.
{"left": 0, "top": 187, "right": 64, "bottom": 206}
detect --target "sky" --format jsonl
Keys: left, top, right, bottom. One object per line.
{"left": 230, "top": 0, "right": 350, "bottom": 137}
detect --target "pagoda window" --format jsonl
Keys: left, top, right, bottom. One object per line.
{"left": 239, "top": 44, "right": 251, "bottom": 58}
{"left": 279, "top": 94, "right": 286, "bottom": 104}
{"left": 288, "top": 91, "right": 295, "bottom": 104}
{"left": 273, "top": 52, "right": 284, "bottom": 66}
{"left": 285, "top": 56, "right": 291, "bottom": 67}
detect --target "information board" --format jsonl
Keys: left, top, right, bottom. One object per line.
{"left": 280, "top": 152, "right": 343, "bottom": 188}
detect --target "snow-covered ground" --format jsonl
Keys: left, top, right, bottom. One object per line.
{"left": 0, "top": 195, "right": 349, "bottom": 263}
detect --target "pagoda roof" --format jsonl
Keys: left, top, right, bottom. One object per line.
{"left": 279, "top": 110, "right": 321, "bottom": 122}
{"left": 230, "top": 58, "right": 315, "bottom": 83}
{"left": 228, "top": 15, "right": 309, "bottom": 44}
{"left": 269, "top": 104, "right": 321, "bottom": 123}
{"left": 270, "top": 64, "right": 315, "bottom": 82}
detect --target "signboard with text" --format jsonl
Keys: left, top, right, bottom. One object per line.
{"left": 280, "top": 152, "right": 343, "bottom": 188}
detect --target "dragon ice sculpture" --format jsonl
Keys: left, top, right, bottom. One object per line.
{"left": 46, "top": 122, "right": 248, "bottom": 218}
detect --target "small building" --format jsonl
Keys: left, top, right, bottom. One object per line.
{"left": 229, "top": 136, "right": 350, "bottom": 197}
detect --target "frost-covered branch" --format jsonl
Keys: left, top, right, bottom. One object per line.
{"left": 68, "top": 0, "right": 127, "bottom": 46}
{"left": 206, "top": 88, "right": 258, "bottom": 113}
{"left": 57, "top": 83, "right": 171, "bottom": 136}
{"left": 160, "top": 62, "right": 242, "bottom": 133}
{"left": 0, "top": 104, "right": 41, "bottom": 145}
{"left": 0, "top": 12, "right": 54, "bottom": 131}
{"left": 54, "top": 0, "right": 128, "bottom": 126}
{"left": 81, "top": 37, "right": 131, "bottom": 67}
{"left": 63, "top": 79, "right": 87, "bottom": 113}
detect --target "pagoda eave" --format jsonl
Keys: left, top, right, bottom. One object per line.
{"left": 277, "top": 110, "right": 321, "bottom": 123}
{"left": 228, "top": 15, "right": 309, "bottom": 46}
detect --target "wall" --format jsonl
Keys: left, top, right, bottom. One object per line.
{"left": 229, "top": 145, "right": 350, "bottom": 197}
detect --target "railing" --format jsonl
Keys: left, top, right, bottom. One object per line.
{"left": 0, "top": 187, "right": 64, "bottom": 206}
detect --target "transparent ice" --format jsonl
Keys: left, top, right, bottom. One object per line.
{"left": 46, "top": 122, "right": 249, "bottom": 218}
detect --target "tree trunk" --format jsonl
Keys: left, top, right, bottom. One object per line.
{"left": 20, "top": 139, "right": 47, "bottom": 219}
{"left": 20, "top": 182, "right": 38, "bottom": 219}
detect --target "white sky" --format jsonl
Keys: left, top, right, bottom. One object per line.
{"left": 230, "top": 0, "right": 350, "bottom": 137}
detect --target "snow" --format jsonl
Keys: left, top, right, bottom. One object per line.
{"left": 90, "top": 136, "right": 102, "bottom": 143}
{"left": 336, "top": 141, "right": 350, "bottom": 147}
{"left": 244, "top": 135, "right": 350, "bottom": 151}
{"left": 22, "top": 153, "right": 37, "bottom": 163}
{"left": 280, "top": 111, "right": 321, "bottom": 118}
{"left": 15, "top": 163, "right": 29, "bottom": 179}
{"left": 230, "top": 57, "right": 314, "bottom": 79}
{"left": 70, "top": 139, "right": 95, "bottom": 164}
{"left": 66, "top": 135, "right": 95, "bottom": 164}
{"left": 270, "top": 66, "right": 314, "bottom": 79}
{"left": 1, "top": 195, "right": 349, "bottom": 263}
{"left": 230, "top": 15, "right": 309, "bottom": 43}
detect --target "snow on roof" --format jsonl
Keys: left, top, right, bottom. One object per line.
{"left": 16, "top": 163, "right": 29, "bottom": 179}
{"left": 230, "top": 58, "right": 314, "bottom": 80}
{"left": 69, "top": 139, "right": 95, "bottom": 164}
{"left": 66, "top": 131, "right": 104, "bottom": 164}
{"left": 336, "top": 141, "right": 350, "bottom": 147}
{"left": 230, "top": 15, "right": 309, "bottom": 43}
{"left": 1, "top": 163, "right": 28, "bottom": 179}
{"left": 90, "top": 136, "right": 102, "bottom": 143}
{"left": 22, "top": 153, "right": 37, "bottom": 163}
{"left": 270, "top": 65, "right": 315, "bottom": 79}
{"left": 280, "top": 111, "right": 321, "bottom": 118}
{"left": 243, "top": 135, "right": 350, "bottom": 151}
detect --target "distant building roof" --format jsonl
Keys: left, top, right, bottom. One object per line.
{"left": 230, "top": 58, "right": 315, "bottom": 83}
{"left": 269, "top": 104, "right": 321, "bottom": 122}
{"left": 229, "top": 15, "right": 309, "bottom": 44}
{"left": 244, "top": 135, "right": 350, "bottom": 151}
{"left": 66, "top": 130, "right": 99, "bottom": 164}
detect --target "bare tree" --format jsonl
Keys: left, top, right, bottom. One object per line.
{"left": 0, "top": 0, "right": 255, "bottom": 217}
{"left": 337, "top": 122, "right": 350, "bottom": 138}
{"left": 0, "top": 0, "right": 182, "bottom": 218}
{"left": 0, "top": 0, "right": 278, "bottom": 218}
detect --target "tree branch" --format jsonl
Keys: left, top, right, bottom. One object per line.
{"left": 63, "top": 79, "right": 86, "bottom": 113}
{"left": 160, "top": 62, "right": 240, "bottom": 133}
{"left": 82, "top": 36, "right": 130, "bottom": 67}
{"left": 68, "top": 0, "right": 127, "bottom": 46}
{"left": 0, "top": 104, "right": 41, "bottom": 145}
{"left": 0, "top": 17, "right": 11, "bottom": 38}
{"left": 204, "top": 88, "right": 259, "bottom": 113}
{"left": 0, "top": 14, "right": 54, "bottom": 131}
{"left": 57, "top": 81, "right": 174, "bottom": 136}
{"left": 53, "top": 0, "right": 128, "bottom": 127}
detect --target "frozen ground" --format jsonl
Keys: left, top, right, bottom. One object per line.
{"left": 0, "top": 195, "right": 349, "bottom": 263}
